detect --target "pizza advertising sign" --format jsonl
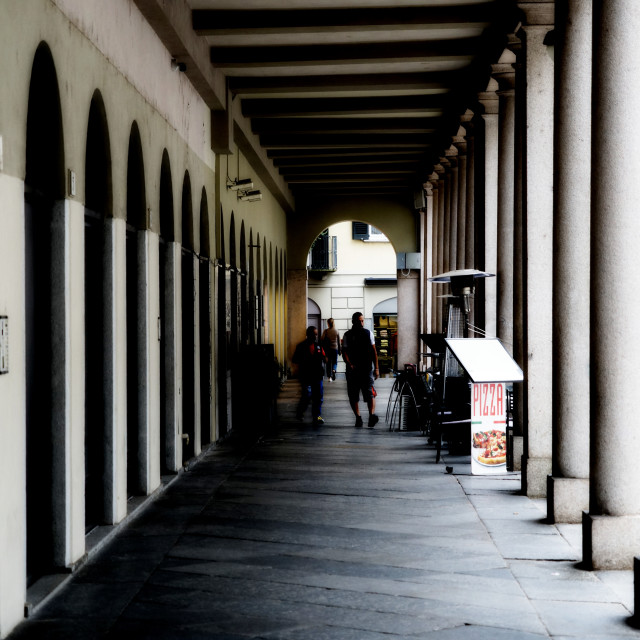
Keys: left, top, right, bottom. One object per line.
{"left": 471, "top": 382, "right": 507, "bottom": 475}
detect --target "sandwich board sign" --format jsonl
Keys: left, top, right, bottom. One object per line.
{"left": 444, "top": 338, "right": 523, "bottom": 475}
{"left": 470, "top": 382, "right": 507, "bottom": 475}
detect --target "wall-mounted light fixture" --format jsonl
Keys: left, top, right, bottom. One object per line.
{"left": 226, "top": 178, "right": 254, "bottom": 191}
{"left": 226, "top": 155, "right": 262, "bottom": 203}
{"left": 239, "top": 189, "right": 262, "bottom": 202}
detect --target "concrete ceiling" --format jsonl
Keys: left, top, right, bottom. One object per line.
{"left": 135, "top": 0, "right": 520, "bottom": 206}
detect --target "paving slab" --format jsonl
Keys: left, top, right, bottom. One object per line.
{"left": 9, "top": 378, "right": 640, "bottom": 639}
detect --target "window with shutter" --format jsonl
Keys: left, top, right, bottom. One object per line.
{"left": 352, "top": 221, "right": 370, "bottom": 240}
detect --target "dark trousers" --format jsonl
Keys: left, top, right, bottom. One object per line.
{"left": 297, "top": 377, "right": 323, "bottom": 418}
{"left": 325, "top": 348, "right": 338, "bottom": 377}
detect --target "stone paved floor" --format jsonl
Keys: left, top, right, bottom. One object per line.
{"left": 9, "top": 378, "right": 640, "bottom": 639}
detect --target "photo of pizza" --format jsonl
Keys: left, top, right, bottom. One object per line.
{"left": 472, "top": 429, "right": 506, "bottom": 466}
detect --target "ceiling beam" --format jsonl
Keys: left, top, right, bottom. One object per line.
{"left": 210, "top": 40, "right": 480, "bottom": 66}
{"left": 258, "top": 133, "right": 435, "bottom": 149}
{"left": 228, "top": 72, "right": 456, "bottom": 96}
{"left": 193, "top": 7, "right": 492, "bottom": 33}
{"left": 242, "top": 95, "right": 446, "bottom": 118}
{"left": 251, "top": 118, "right": 436, "bottom": 135}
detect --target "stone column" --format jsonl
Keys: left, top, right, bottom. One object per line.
{"left": 435, "top": 165, "right": 446, "bottom": 331}
{"left": 461, "top": 110, "right": 476, "bottom": 271}
{"left": 429, "top": 172, "right": 440, "bottom": 332}
{"left": 424, "top": 182, "right": 434, "bottom": 335}
{"left": 492, "top": 50, "right": 516, "bottom": 354}
{"left": 104, "top": 217, "right": 128, "bottom": 524}
{"left": 138, "top": 229, "right": 161, "bottom": 495}
{"left": 479, "top": 79, "right": 500, "bottom": 339}
{"left": 519, "top": 3, "right": 555, "bottom": 498}
{"left": 397, "top": 270, "right": 421, "bottom": 366}
{"left": 511, "top": 33, "right": 526, "bottom": 469}
{"left": 51, "top": 199, "right": 85, "bottom": 567}
{"left": 445, "top": 147, "right": 459, "bottom": 273}
{"left": 585, "top": 0, "right": 640, "bottom": 570}
{"left": 163, "top": 242, "right": 183, "bottom": 473}
{"left": 286, "top": 268, "right": 307, "bottom": 365}
{"left": 548, "top": 0, "right": 591, "bottom": 524}
{"left": 440, "top": 157, "right": 451, "bottom": 274}
{"left": 453, "top": 129, "right": 468, "bottom": 270}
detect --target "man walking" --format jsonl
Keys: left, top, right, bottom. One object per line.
{"left": 292, "top": 326, "right": 326, "bottom": 426}
{"left": 342, "top": 312, "right": 379, "bottom": 427}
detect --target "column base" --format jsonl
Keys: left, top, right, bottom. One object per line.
{"left": 522, "top": 456, "right": 552, "bottom": 498}
{"left": 512, "top": 436, "right": 523, "bottom": 471}
{"left": 547, "top": 476, "right": 589, "bottom": 524}
{"left": 583, "top": 512, "right": 640, "bottom": 570}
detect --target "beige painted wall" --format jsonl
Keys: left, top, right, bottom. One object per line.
{"left": 289, "top": 196, "right": 418, "bottom": 269}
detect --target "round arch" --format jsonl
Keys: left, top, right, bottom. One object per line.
{"left": 24, "top": 39, "right": 66, "bottom": 581}
{"left": 84, "top": 89, "right": 112, "bottom": 530}
{"left": 159, "top": 150, "right": 174, "bottom": 241}
{"left": 126, "top": 122, "right": 146, "bottom": 230}
{"left": 200, "top": 187, "right": 210, "bottom": 259}
{"left": 287, "top": 195, "right": 417, "bottom": 269}
{"left": 181, "top": 171, "right": 193, "bottom": 250}
{"left": 85, "top": 90, "right": 112, "bottom": 217}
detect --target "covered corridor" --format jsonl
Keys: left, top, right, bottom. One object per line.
{"left": 9, "top": 379, "right": 636, "bottom": 639}
{"left": 4, "top": 0, "right": 640, "bottom": 637}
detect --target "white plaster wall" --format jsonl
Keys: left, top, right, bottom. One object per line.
{"left": 0, "top": 174, "right": 27, "bottom": 637}
{"left": 0, "top": 0, "right": 215, "bottom": 241}
{"left": 364, "top": 287, "right": 398, "bottom": 321}
{"left": 331, "top": 221, "right": 396, "bottom": 275}
{"left": 53, "top": 0, "right": 215, "bottom": 168}
{"left": 219, "top": 149, "right": 288, "bottom": 266}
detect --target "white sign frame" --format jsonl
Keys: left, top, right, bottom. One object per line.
{"left": 444, "top": 338, "right": 523, "bottom": 383}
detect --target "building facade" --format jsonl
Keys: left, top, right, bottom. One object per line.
{"left": 307, "top": 221, "right": 397, "bottom": 376}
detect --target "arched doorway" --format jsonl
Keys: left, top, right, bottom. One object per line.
{"left": 159, "top": 150, "right": 175, "bottom": 472}
{"left": 307, "top": 298, "right": 321, "bottom": 331}
{"left": 216, "top": 208, "right": 229, "bottom": 437}
{"left": 199, "top": 188, "right": 211, "bottom": 447}
{"left": 126, "top": 122, "right": 146, "bottom": 497}
{"left": 181, "top": 172, "right": 195, "bottom": 463}
{"left": 24, "top": 42, "right": 66, "bottom": 582}
{"left": 372, "top": 297, "right": 398, "bottom": 374}
{"left": 240, "top": 222, "right": 249, "bottom": 348}
{"left": 84, "top": 91, "right": 112, "bottom": 530}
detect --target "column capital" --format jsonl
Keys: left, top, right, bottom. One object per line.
{"left": 433, "top": 164, "right": 445, "bottom": 177}
{"left": 444, "top": 145, "right": 458, "bottom": 167}
{"left": 478, "top": 77, "right": 499, "bottom": 116}
{"left": 491, "top": 43, "right": 517, "bottom": 91}
{"left": 425, "top": 182, "right": 434, "bottom": 197}
{"left": 492, "top": 47, "right": 517, "bottom": 93}
{"left": 460, "top": 109, "right": 476, "bottom": 137}
{"left": 518, "top": 1, "right": 554, "bottom": 27}
{"left": 452, "top": 125, "right": 467, "bottom": 154}
{"left": 438, "top": 157, "right": 450, "bottom": 170}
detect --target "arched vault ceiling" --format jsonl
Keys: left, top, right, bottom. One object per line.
{"left": 135, "top": 0, "right": 520, "bottom": 208}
